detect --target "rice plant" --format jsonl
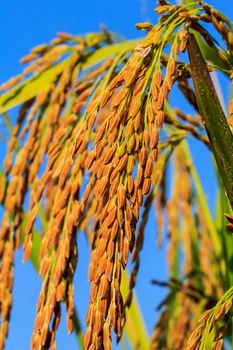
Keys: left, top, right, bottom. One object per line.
{"left": 0, "top": 0, "right": 232, "bottom": 349}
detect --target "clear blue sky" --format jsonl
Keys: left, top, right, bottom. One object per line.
{"left": 0, "top": 1, "right": 232, "bottom": 349}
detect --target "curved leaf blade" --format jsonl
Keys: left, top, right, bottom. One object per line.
{"left": 0, "top": 39, "right": 140, "bottom": 114}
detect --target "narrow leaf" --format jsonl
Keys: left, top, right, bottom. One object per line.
{"left": 0, "top": 59, "right": 69, "bottom": 113}
{"left": 0, "top": 39, "right": 140, "bottom": 113}
{"left": 187, "top": 32, "right": 233, "bottom": 209}
{"left": 121, "top": 271, "right": 150, "bottom": 350}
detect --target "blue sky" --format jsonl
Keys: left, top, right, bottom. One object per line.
{"left": 0, "top": 1, "right": 232, "bottom": 349}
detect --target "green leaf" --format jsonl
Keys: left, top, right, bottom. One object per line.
{"left": 121, "top": 270, "right": 150, "bottom": 350}
{"left": 215, "top": 166, "right": 233, "bottom": 288}
{"left": 195, "top": 33, "right": 231, "bottom": 73}
{"left": 81, "top": 39, "right": 140, "bottom": 68}
{"left": 0, "top": 59, "right": 69, "bottom": 114}
{"left": 0, "top": 39, "right": 140, "bottom": 114}
{"left": 187, "top": 33, "right": 233, "bottom": 210}
{"left": 180, "top": 141, "right": 223, "bottom": 268}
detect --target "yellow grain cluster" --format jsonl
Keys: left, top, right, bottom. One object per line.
{"left": 0, "top": 1, "right": 232, "bottom": 350}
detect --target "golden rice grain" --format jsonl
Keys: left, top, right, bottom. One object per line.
{"left": 155, "top": 5, "right": 171, "bottom": 14}
{"left": 95, "top": 125, "right": 106, "bottom": 144}
{"left": 156, "top": 110, "right": 164, "bottom": 130}
{"left": 52, "top": 311, "right": 61, "bottom": 333}
{"left": 103, "top": 145, "right": 116, "bottom": 165}
{"left": 109, "top": 302, "right": 117, "bottom": 330}
{"left": 125, "top": 201, "right": 133, "bottom": 223}
{"left": 103, "top": 222, "right": 113, "bottom": 242}
{"left": 103, "top": 322, "right": 112, "bottom": 350}
{"left": 213, "top": 339, "right": 224, "bottom": 350}
{"left": 168, "top": 58, "right": 176, "bottom": 76}
{"left": 150, "top": 129, "right": 159, "bottom": 149}
{"left": 137, "top": 188, "right": 143, "bottom": 206}
{"left": 133, "top": 111, "right": 142, "bottom": 131}
{"left": 127, "top": 134, "right": 136, "bottom": 153}
{"left": 54, "top": 208, "right": 66, "bottom": 227}
{"left": 109, "top": 176, "right": 120, "bottom": 198}
{"left": 147, "top": 100, "right": 156, "bottom": 122}
{"left": 116, "top": 154, "right": 128, "bottom": 172}
{"left": 20, "top": 53, "right": 36, "bottom": 64}
{"left": 96, "top": 175, "right": 109, "bottom": 199}
{"left": 107, "top": 129, "right": 119, "bottom": 144}
{"left": 78, "top": 134, "right": 89, "bottom": 153}
{"left": 84, "top": 326, "right": 93, "bottom": 349}
{"left": 143, "top": 129, "right": 149, "bottom": 148}
{"left": 99, "top": 275, "right": 110, "bottom": 299}
{"left": 0, "top": 75, "right": 23, "bottom": 91}
{"left": 105, "top": 259, "right": 114, "bottom": 281}
{"left": 179, "top": 29, "right": 188, "bottom": 52}
{"left": 110, "top": 89, "right": 127, "bottom": 110}
{"left": 107, "top": 207, "right": 117, "bottom": 227}
{"left": 124, "top": 68, "right": 138, "bottom": 88}
{"left": 214, "top": 303, "right": 225, "bottom": 320}
{"left": 90, "top": 283, "right": 98, "bottom": 303}
{"left": 56, "top": 282, "right": 65, "bottom": 302}
{"left": 161, "top": 81, "right": 170, "bottom": 99}
{"left": 144, "top": 157, "right": 153, "bottom": 177}
{"left": 98, "top": 253, "right": 108, "bottom": 278}
{"left": 125, "top": 120, "right": 134, "bottom": 139}
{"left": 100, "top": 89, "right": 114, "bottom": 108}
{"left": 142, "top": 178, "right": 151, "bottom": 195}
{"left": 96, "top": 238, "right": 108, "bottom": 259}
{"left": 41, "top": 322, "right": 49, "bottom": 346}
{"left": 87, "top": 110, "right": 98, "bottom": 130}
{"left": 133, "top": 78, "right": 146, "bottom": 95}
{"left": 117, "top": 185, "right": 126, "bottom": 209}
{"left": 156, "top": 90, "right": 164, "bottom": 111}
{"left": 85, "top": 303, "right": 94, "bottom": 326}
{"left": 39, "top": 256, "right": 51, "bottom": 277}
{"left": 172, "top": 42, "right": 179, "bottom": 57}
{"left": 154, "top": 69, "right": 163, "bottom": 88}
{"left": 122, "top": 238, "right": 130, "bottom": 266}
{"left": 123, "top": 217, "right": 131, "bottom": 241}
{"left": 134, "top": 133, "right": 140, "bottom": 152}
{"left": 151, "top": 82, "right": 158, "bottom": 101}
{"left": 198, "top": 309, "right": 212, "bottom": 323}
{"left": 127, "top": 155, "right": 135, "bottom": 174}
{"left": 107, "top": 240, "right": 115, "bottom": 260}
{"left": 116, "top": 143, "right": 126, "bottom": 158}
{"left": 135, "top": 165, "right": 144, "bottom": 188}
{"left": 135, "top": 22, "right": 153, "bottom": 30}
{"left": 127, "top": 175, "right": 134, "bottom": 194}
{"left": 23, "top": 239, "right": 32, "bottom": 262}
{"left": 96, "top": 143, "right": 105, "bottom": 160}
{"left": 129, "top": 99, "right": 141, "bottom": 118}
{"left": 185, "top": 334, "right": 201, "bottom": 350}
{"left": 93, "top": 310, "right": 104, "bottom": 334}
{"left": 34, "top": 311, "right": 44, "bottom": 331}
